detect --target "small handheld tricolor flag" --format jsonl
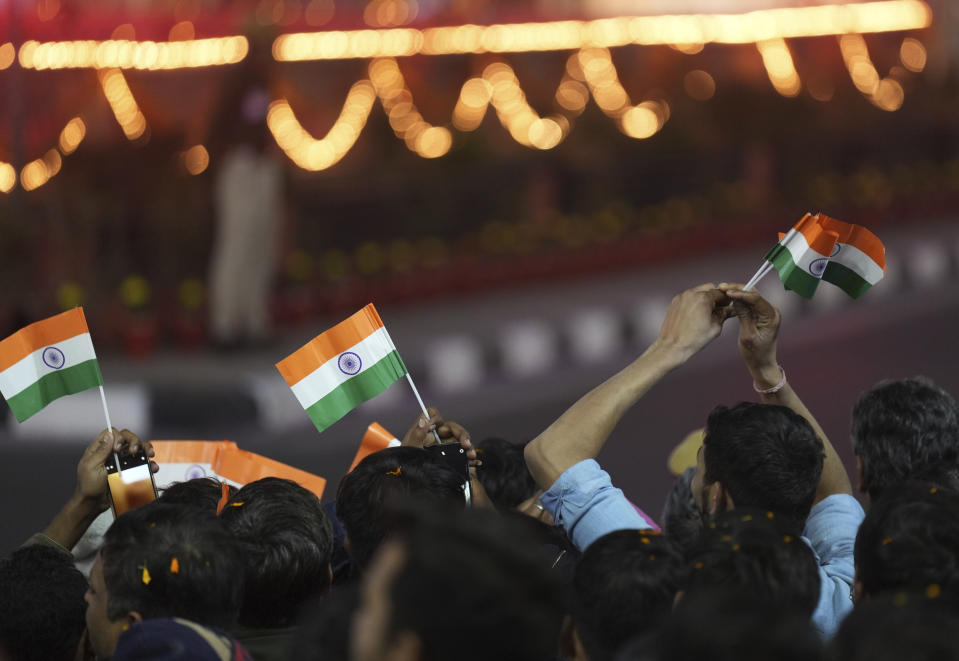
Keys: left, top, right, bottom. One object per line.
{"left": 0, "top": 308, "right": 104, "bottom": 422}
{"left": 746, "top": 213, "right": 886, "bottom": 298}
{"left": 276, "top": 304, "right": 409, "bottom": 433}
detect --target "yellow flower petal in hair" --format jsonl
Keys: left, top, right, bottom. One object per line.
{"left": 141, "top": 566, "right": 152, "bottom": 585}
{"left": 386, "top": 467, "right": 402, "bottom": 476}
{"left": 926, "top": 584, "right": 941, "bottom": 599}
{"left": 230, "top": 501, "right": 245, "bottom": 507}
{"left": 882, "top": 537, "right": 893, "bottom": 546}
{"left": 170, "top": 557, "right": 180, "bottom": 574}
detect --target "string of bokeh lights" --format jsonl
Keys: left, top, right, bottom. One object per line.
{"left": 0, "top": 0, "right": 932, "bottom": 191}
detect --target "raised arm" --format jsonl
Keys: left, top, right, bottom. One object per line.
{"left": 524, "top": 284, "right": 732, "bottom": 490}
{"left": 723, "top": 286, "right": 852, "bottom": 502}
{"left": 40, "top": 428, "right": 157, "bottom": 551}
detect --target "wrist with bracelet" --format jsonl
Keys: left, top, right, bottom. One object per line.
{"left": 753, "top": 365, "right": 786, "bottom": 394}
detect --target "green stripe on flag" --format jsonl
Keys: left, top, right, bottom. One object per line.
{"left": 767, "top": 245, "right": 821, "bottom": 299}
{"left": 5, "top": 358, "right": 103, "bottom": 423}
{"left": 304, "top": 351, "right": 408, "bottom": 433}
{"left": 822, "top": 261, "right": 872, "bottom": 299}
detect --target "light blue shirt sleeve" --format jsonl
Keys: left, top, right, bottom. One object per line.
{"left": 802, "top": 493, "right": 865, "bottom": 639}
{"left": 540, "top": 459, "right": 652, "bottom": 551}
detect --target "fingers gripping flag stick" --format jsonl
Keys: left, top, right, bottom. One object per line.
{"left": 745, "top": 213, "right": 886, "bottom": 298}
{"left": 276, "top": 304, "right": 412, "bottom": 434}
{"left": 0, "top": 308, "right": 105, "bottom": 422}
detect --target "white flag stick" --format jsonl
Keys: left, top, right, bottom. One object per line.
{"left": 743, "top": 261, "right": 774, "bottom": 291}
{"left": 98, "top": 385, "right": 122, "bottom": 477}
{"left": 405, "top": 373, "right": 442, "bottom": 444}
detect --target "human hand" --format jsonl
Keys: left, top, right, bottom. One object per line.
{"left": 402, "top": 408, "right": 480, "bottom": 467}
{"left": 401, "top": 407, "right": 442, "bottom": 448}
{"left": 76, "top": 428, "right": 158, "bottom": 508}
{"left": 653, "top": 284, "right": 732, "bottom": 361}
{"left": 720, "top": 285, "right": 781, "bottom": 374}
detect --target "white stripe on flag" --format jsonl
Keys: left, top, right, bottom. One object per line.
{"left": 780, "top": 230, "right": 830, "bottom": 277}
{"left": 832, "top": 242, "right": 885, "bottom": 284}
{"left": 289, "top": 326, "right": 397, "bottom": 409}
{"left": 0, "top": 333, "right": 98, "bottom": 400}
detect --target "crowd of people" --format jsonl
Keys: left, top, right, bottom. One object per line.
{"left": 2, "top": 283, "right": 958, "bottom": 661}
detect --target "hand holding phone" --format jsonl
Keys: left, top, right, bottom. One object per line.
{"left": 102, "top": 429, "right": 158, "bottom": 518}
{"left": 424, "top": 442, "right": 473, "bottom": 505}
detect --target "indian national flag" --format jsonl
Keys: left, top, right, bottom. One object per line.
{"left": 815, "top": 213, "right": 886, "bottom": 299}
{"left": 765, "top": 213, "right": 885, "bottom": 299}
{"left": 276, "top": 304, "right": 408, "bottom": 433}
{"left": 0, "top": 308, "right": 104, "bottom": 422}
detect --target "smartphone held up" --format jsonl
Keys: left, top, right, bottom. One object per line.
{"left": 105, "top": 446, "right": 157, "bottom": 517}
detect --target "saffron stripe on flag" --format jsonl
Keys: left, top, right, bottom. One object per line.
{"left": 0, "top": 333, "right": 98, "bottom": 399}
{"left": 4, "top": 358, "right": 103, "bottom": 422}
{"left": 277, "top": 304, "right": 385, "bottom": 386}
{"left": 816, "top": 214, "right": 886, "bottom": 269}
{"left": 0, "top": 308, "right": 92, "bottom": 373}
{"left": 303, "top": 352, "right": 408, "bottom": 433}
{"left": 289, "top": 326, "right": 402, "bottom": 408}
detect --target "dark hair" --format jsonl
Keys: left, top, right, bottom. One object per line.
{"left": 828, "top": 591, "right": 959, "bottom": 661}
{"left": 573, "top": 530, "right": 684, "bottom": 661}
{"left": 661, "top": 467, "right": 703, "bottom": 554}
{"left": 386, "top": 505, "right": 565, "bottom": 661}
{"left": 0, "top": 545, "right": 88, "bottom": 661}
{"left": 219, "top": 477, "right": 333, "bottom": 628}
{"left": 474, "top": 437, "right": 538, "bottom": 509}
{"left": 851, "top": 377, "right": 959, "bottom": 502}
{"left": 703, "top": 403, "right": 824, "bottom": 527}
{"left": 335, "top": 447, "right": 466, "bottom": 569}
{"left": 854, "top": 484, "right": 959, "bottom": 599}
{"left": 101, "top": 502, "right": 242, "bottom": 629}
{"left": 158, "top": 477, "right": 237, "bottom": 511}
{"left": 288, "top": 585, "right": 359, "bottom": 661}
{"left": 685, "top": 509, "right": 820, "bottom": 617}
{"left": 618, "top": 589, "right": 824, "bottom": 661}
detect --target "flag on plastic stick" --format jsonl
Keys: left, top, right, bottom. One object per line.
{"left": 0, "top": 308, "right": 104, "bottom": 422}
{"left": 276, "top": 304, "right": 408, "bottom": 434}
{"left": 762, "top": 213, "right": 885, "bottom": 299}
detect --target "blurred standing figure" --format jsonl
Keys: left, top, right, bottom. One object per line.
{"left": 209, "top": 87, "right": 282, "bottom": 348}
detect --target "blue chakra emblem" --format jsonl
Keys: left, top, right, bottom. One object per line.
{"left": 809, "top": 257, "right": 830, "bottom": 277}
{"left": 338, "top": 351, "right": 362, "bottom": 375}
{"left": 185, "top": 464, "right": 208, "bottom": 480}
{"left": 42, "top": 346, "right": 66, "bottom": 370}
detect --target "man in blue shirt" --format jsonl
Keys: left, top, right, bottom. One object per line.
{"left": 526, "top": 284, "right": 862, "bottom": 638}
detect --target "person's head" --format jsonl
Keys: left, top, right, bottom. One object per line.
{"left": 828, "top": 591, "right": 959, "bottom": 661}
{"left": 851, "top": 377, "right": 959, "bottom": 503}
{"left": 684, "top": 509, "right": 820, "bottom": 618}
{"left": 617, "top": 589, "right": 823, "bottom": 661}
{"left": 474, "top": 437, "right": 538, "bottom": 510}
{"left": 335, "top": 447, "right": 466, "bottom": 569}
{"left": 692, "top": 403, "right": 824, "bottom": 529}
{"left": 571, "top": 530, "right": 684, "bottom": 661}
{"left": 86, "top": 502, "right": 243, "bottom": 659}
{"left": 219, "top": 477, "right": 333, "bottom": 628}
{"left": 351, "top": 505, "right": 565, "bottom": 661}
{"left": 112, "top": 617, "right": 253, "bottom": 661}
{"left": 854, "top": 484, "right": 959, "bottom": 601}
{"left": 158, "top": 477, "right": 237, "bottom": 511}
{"left": 661, "top": 467, "right": 702, "bottom": 554}
{"left": 0, "top": 545, "right": 89, "bottom": 661}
